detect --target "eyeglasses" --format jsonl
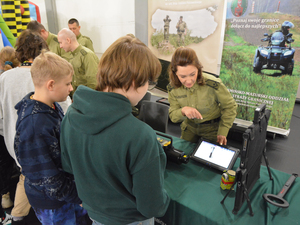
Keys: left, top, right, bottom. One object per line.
{"left": 148, "top": 80, "right": 157, "bottom": 91}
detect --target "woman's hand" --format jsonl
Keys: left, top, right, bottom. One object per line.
{"left": 181, "top": 107, "right": 203, "bottom": 120}
{"left": 217, "top": 135, "right": 227, "bottom": 146}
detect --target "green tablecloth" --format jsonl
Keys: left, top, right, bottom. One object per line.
{"left": 156, "top": 137, "right": 300, "bottom": 225}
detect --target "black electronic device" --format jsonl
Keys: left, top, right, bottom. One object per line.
{"left": 263, "top": 173, "right": 298, "bottom": 208}
{"left": 190, "top": 139, "right": 240, "bottom": 172}
{"left": 155, "top": 59, "right": 170, "bottom": 93}
{"left": 221, "top": 104, "right": 272, "bottom": 216}
{"left": 156, "top": 132, "right": 189, "bottom": 165}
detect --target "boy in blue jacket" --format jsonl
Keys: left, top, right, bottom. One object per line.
{"left": 14, "top": 50, "right": 89, "bottom": 224}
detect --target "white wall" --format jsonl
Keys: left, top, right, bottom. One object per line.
{"left": 33, "top": 0, "right": 135, "bottom": 58}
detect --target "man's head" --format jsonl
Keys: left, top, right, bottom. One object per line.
{"left": 68, "top": 18, "right": 81, "bottom": 36}
{"left": 15, "top": 29, "right": 49, "bottom": 63}
{"left": 31, "top": 50, "right": 74, "bottom": 102}
{"left": 57, "top": 28, "right": 78, "bottom": 52}
{"left": 27, "top": 20, "right": 49, "bottom": 41}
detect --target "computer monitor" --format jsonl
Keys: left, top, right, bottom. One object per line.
{"left": 156, "top": 58, "right": 170, "bottom": 93}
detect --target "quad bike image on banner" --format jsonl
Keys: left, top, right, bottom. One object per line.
{"left": 253, "top": 21, "right": 295, "bottom": 75}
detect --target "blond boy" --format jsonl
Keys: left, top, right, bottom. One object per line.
{"left": 14, "top": 51, "right": 89, "bottom": 224}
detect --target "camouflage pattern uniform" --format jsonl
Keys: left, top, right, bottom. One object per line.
{"left": 176, "top": 20, "right": 186, "bottom": 45}
{"left": 163, "top": 16, "right": 171, "bottom": 41}
{"left": 69, "top": 45, "right": 99, "bottom": 96}
{"left": 168, "top": 73, "right": 237, "bottom": 143}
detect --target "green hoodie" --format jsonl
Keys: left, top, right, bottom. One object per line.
{"left": 60, "top": 85, "right": 170, "bottom": 225}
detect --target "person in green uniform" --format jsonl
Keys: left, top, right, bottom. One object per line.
{"left": 163, "top": 15, "right": 171, "bottom": 41}
{"left": 57, "top": 28, "right": 99, "bottom": 96}
{"left": 27, "top": 20, "right": 64, "bottom": 57}
{"left": 68, "top": 18, "right": 94, "bottom": 51}
{"left": 176, "top": 16, "right": 187, "bottom": 46}
{"left": 168, "top": 47, "right": 237, "bottom": 145}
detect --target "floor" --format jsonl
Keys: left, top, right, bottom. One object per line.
{"left": 166, "top": 102, "right": 300, "bottom": 176}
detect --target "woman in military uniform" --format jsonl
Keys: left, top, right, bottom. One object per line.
{"left": 168, "top": 47, "right": 237, "bottom": 145}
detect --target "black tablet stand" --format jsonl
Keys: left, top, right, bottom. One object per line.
{"left": 221, "top": 104, "right": 273, "bottom": 216}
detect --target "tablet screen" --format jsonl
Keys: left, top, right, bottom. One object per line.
{"left": 191, "top": 140, "right": 240, "bottom": 171}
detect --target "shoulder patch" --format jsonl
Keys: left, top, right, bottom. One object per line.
{"left": 80, "top": 49, "right": 87, "bottom": 56}
{"left": 53, "top": 37, "right": 59, "bottom": 43}
{"left": 206, "top": 79, "right": 220, "bottom": 90}
{"left": 167, "top": 83, "right": 174, "bottom": 92}
{"left": 83, "top": 36, "right": 92, "bottom": 42}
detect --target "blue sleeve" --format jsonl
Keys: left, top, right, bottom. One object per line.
{"left": 15, "top": 113, "right": 81, "bottom": 204}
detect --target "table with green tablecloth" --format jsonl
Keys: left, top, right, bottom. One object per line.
{"left": 156, "top": 137, "right": 300, "bottom": 225}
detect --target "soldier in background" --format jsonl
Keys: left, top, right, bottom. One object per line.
{"left": 57, "top": 28, "right": 99, "bottom": 97}
{"left": 68, "top": 18, "right": 94, "bottom": 52}
{"left": 163, "top": 15, "right": 171, "bottom": 41}
{"left": 27, "top": 20, "right": 65, "bottom": 57}
{"left": 176, "top": 16, "right": 187, "bottom": 46}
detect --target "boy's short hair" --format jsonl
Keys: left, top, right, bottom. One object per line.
{"left": 31, "top": 50, "right": 74, "bottom": 87}
{"left": 96, "top": 35, "right": 161, "bottom": 91}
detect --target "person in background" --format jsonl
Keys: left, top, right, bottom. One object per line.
{"left": 168, "top": 47, "right": 237, "bottom": 145}
{"left": 176, "top": 16, "right": 187, "bottom": 46}
{"left": 60, "top": 35, "right": 170, "bottom": 225}
{"left": 0, "top": 47, "right": 20, "bottom": 73}
{"left": 14, "top": 50, "right": 89, "bottom": 225}
{"left": 68, "top": 18, "right": 94, "bottom": 52}
{"left": 0, "top": 46, "right": 19, "bottom": 225}
{"left": 0, "top": 29, "right": 71, "bottom": 225}
{"left": 57, "top": 28, "right": 99, "bottom": 96}
{"left": 27, "top": 20, "right": 65, "bottom": 57}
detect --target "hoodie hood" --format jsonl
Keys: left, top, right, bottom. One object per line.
{"left": 15, "top": 92, "right": 63, "bottom": 128}
{"left": 66, "top": 85, "right": 132, "bottom": 135}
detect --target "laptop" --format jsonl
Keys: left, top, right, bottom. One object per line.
{"left": 190, "top": 139, "right": 240, "bottom": 171}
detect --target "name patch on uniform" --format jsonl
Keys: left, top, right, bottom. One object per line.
{"left": 206, "top": 79, "right": 220, "bottom": 90}
{"left": 176, "top": 95, "right": 187, "bottom": 99}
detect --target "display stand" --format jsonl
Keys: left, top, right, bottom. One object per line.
{"left": 221, "top": 104, "right": 273, "bottom": 216}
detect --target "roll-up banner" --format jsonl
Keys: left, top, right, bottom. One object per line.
{"left": 220, "top": 0, "right": 300, "bottom": 135}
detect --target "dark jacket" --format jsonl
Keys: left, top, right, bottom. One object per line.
{"left": 60, "top": 85, "right": 170, "bottom": 225}
{"left": 14, "top": 92, "right": 81, "bottom": 209}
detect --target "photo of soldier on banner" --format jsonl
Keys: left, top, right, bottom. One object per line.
{"left": 220, "top": 0, "right": 300, "bottom": 134}
{"left": 148, "top": 0, "right": 227, "bottom": 76}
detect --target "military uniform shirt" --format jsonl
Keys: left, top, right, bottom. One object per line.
{"left": 176, "top": 21, "right": 186, "bottom": 34}
{"left": 46, "top": 32, "right": 63, "bottom": 56}
{"left": 77, "top": 33, "right": 94, "bottom": 52}
{"left": 61, "top": 33, "right": 95, "bottom": 61}
{"left": 70, "top": 45, "right": 99, "bottom": 93}
{"left": 168, "top": 73, "right": 237, "bottom": 137}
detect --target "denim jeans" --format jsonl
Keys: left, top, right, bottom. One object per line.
{"left": 91, "top": 217, "right": 154, "bottom": 225}
{"left": 33, "top": 203, "right": 88, "bottom": 225}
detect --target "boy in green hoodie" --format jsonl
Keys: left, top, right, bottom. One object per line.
{"left": 60, "top": 35, "right": 170, "bottom": 225}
